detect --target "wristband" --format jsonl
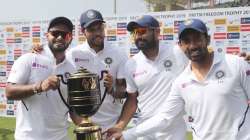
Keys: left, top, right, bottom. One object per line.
{"left": 33, "top": 81, "right": 43, "bottom": 95}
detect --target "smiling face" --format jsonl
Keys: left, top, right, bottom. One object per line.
{"left": 47, "top": 24, "right": 72, "bottom": 53}
{"left": 82, "top": 21, "right": 105, "bottom": 49}
{"left": 178, "top": 29, "right": 210, "bottom": 63}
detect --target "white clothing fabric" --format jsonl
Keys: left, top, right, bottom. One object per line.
{"left": 66, "top": 42, "right": 128, "bottom": 130}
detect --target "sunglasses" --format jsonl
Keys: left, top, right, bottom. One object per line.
{"left": 133, "top": 28, "right": 148, "bottom": 35}
{"left": 49, "top": 30, "right": 71, "bottom": 39}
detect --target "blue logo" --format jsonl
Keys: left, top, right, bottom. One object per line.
{"left": 107, "top": 36, "right": 117, "bottom": 41}
{"left": 117, "top": 23, "right": 127, "bottom": 28}
{"left": 241, "top": 17, "right": 250, "bottom": 24}
{"left": 227, "top": 33, "right": 240, "bottom": 39}
{"left": 163, "top": 35, "right": 174, "bottom": 40}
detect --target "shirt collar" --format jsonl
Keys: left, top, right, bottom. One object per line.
{"left": 138, "top": 46, "right": 163, "bottom": 63}
{"left": 84, "top": 41, "right": 104, "bottom": 55}
{"left": 186, "top": 51, "right": 224, "bottom": 81}
{"left": 42, "top": 45, "right": 68, "bottom": 67}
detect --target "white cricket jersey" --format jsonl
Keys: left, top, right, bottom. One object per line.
{"left": 123, "top": 53, "right": 250, "bottom": 140}
{"left": 124, "top": 45, "right": 188, "bottom": 140}
{"left": 8, "top": 45, "right": 76, "bottom": 140}
{"left": 66, "top": 42, "right": 128, "bottom": 130}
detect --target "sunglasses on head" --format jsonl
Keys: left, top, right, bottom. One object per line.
{"left": 49, "top": 30, "right": 71, "bottom": 39}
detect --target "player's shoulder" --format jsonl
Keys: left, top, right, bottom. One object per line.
{"left": 67, "top": 44, "right": 86, "bottom": 53}
{"left": 105, "top": 45, "right": 124, "bottom": 54}
{"left": 125, "top": 53, "right": 141, "bottom": 67}
{"left": 104, "top": 45, "right": 128, "bottom": 61}
{"left": 16, "top": 53, "right": 36, "bottom": 61}
{"left": 224, "top": 53, "right": 244, "bottom": 65}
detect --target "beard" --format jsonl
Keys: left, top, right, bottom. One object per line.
{"left": 48, "top": 42, "right": 68, "bottom": 53}
{"left": 135, "top": 38, "right": 157, "bottom": 51}
{"left": 185, "top": 47, "right": 209, "bottom": 63}
{"left": 87, "top": 35, "right": 104, "bottom": 49}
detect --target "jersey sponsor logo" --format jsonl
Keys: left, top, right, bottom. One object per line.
{"left": 104, "top": 57, "right": 113, "bottom": 65}
{"left": 31, "top": 62, "right": 48, "bottom": 69}
{"left": 74, "top": 58, "right": 90, "bottom": 62}
{"left": 132, "top": 70, "right": 147, "bottom": 78}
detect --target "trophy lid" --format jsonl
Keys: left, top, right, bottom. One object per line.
{"left": 68, "top": 67, "right": 97, "bottom": 79}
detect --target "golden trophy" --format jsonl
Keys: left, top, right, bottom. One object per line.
{"left": 57, "top": 68, "right": 107, "bottom": 140}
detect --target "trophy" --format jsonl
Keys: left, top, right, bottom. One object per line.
{"left": 57, "top": 68, "right": 107, "bottom": 140}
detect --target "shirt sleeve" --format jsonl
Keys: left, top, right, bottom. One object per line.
{"left": 173, "top": 45, "right": 189, "bottom": 71}
{"left": 65, "top": 49, "right": 74, "bottom": 65}
{"left": 239, "top": 58, "right": 250, "bottom": 100}
{"left": 124, "top": 60, "right": 137, "bottom": 93}
{"left": 116, "top": 50, "right": 128, "bottom": 79}
{"left": 122, "top": 80, "right": 185, "bottom": 139}
{"left": 7, "top": 54, "right": 32, "bottom": 84}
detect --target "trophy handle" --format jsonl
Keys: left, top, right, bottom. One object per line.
{"left": 57, "top": 87, "right": 73, "bottom": 112}
{"left": 101, "top": 88, "right": 108, "bottom": 105}
{"left": 99, "top": 70, "right": 108, "bottom": 81}
{"left": 99, "top": 70, "right": 108, "bottom": 105}
{"left": 56, "top": 74, "right": 73, "bottom": 112}
{"left": 57, "top": 74, "right": 68, "bottom": 84}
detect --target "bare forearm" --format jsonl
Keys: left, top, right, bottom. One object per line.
{"left": 116, "top": 93, "right": 137, "bottom": 129}
{"left": 112, "top": 79, "right": 127, "bottom": 99}
{"left": 6, "top": 82, "right": 41, "bottom": 100}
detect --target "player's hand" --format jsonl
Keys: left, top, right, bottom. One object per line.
{"left": 104, "top": 127, "right": 124, "bottom": 140}
{"left": 239, "top": 52, "right": 250, "bottom": 62}
{"left": 104, "top": 73, "right": 113, "bottom": 93}
{"left": 41, "top": 76, "right": 60, "bottom": 91}
{"left": 31, "top": 44, "right": 43, "bottom": 54}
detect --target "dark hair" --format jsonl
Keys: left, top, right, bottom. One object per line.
{"left": 48, "top": 17, "right": 73, "bottom": 32}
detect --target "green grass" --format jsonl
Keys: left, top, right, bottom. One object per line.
{"left": 0, "top": 117, "right": 76, "bottom": 140}
{"left": 0, "top": 117, "right": 15, "bottom": 140}
{"left": 0, "top": 117, "right": 192, "bottom": 140}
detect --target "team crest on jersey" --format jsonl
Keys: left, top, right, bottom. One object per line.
{"left": 164, "top": 60, "right": 172, "bottom": 68}
{"left": 104, "top": 57, "right": 113, "bottom": 65}
{"left": 215, "top": 70, "right": 225, "bottom": 79}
